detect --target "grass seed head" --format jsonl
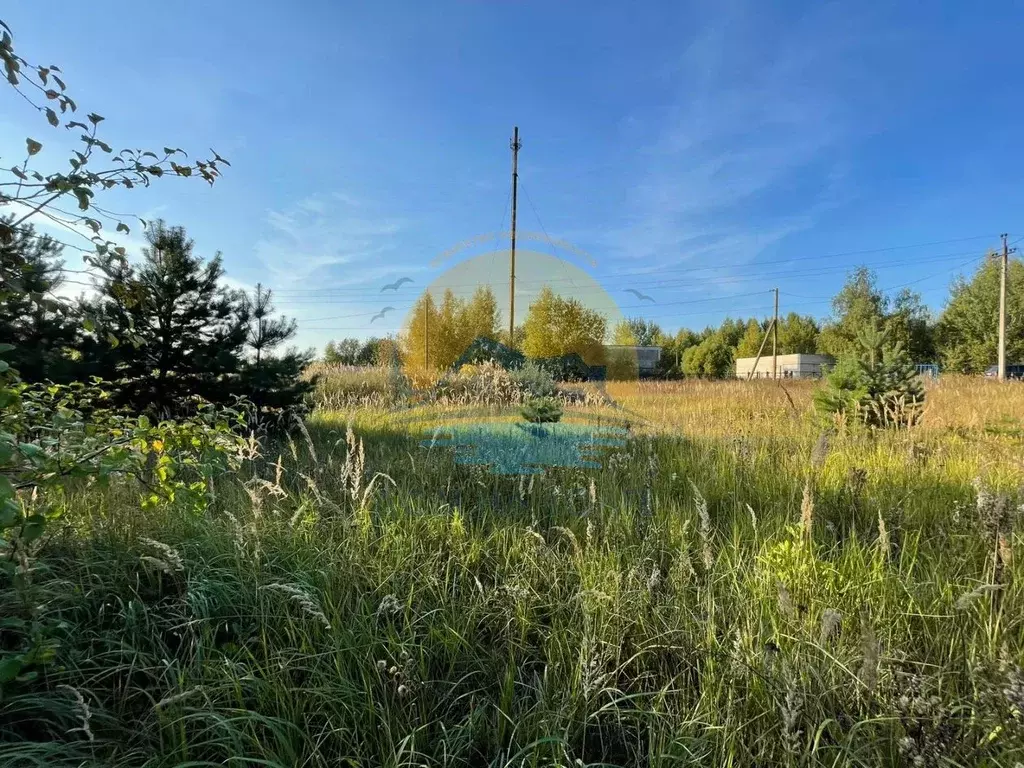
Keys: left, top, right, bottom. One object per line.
{"left": 858, "top": 619, "right": 880, "bottom": 694}
{"left": 58, "top": 685, "right": 93, "bottom": 742}
{"left": 820, "top": 608, "right": 842, "bottom": 645}
{"left": 800, "top": 480, "right": 815, "bottom": 540}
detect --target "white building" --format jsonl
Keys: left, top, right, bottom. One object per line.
{"left": 734, "top": 353, "right": 834, "bottom": 379}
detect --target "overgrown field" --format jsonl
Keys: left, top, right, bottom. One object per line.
{"left": 4, "top": 375, "right": 1024, "bottom": 766}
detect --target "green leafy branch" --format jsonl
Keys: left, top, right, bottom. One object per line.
{"left": 0, "top": 18, "right": 228, "bottom": 276}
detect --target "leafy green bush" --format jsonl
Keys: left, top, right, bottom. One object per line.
{"left": 0, "top": 371, "right": 250, "bottom": 712}
{"left": 682, "top": 333, "right": 734, "bottom": 378}
{"left": 815, "top": 323, "right": 924, "bottom": 428}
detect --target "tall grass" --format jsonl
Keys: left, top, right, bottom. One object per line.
{"left": 304, "top": 363, "right": 406, "bottom": 409}
{"left": 3, "top": 375, "right": 1023, "bottom": 766}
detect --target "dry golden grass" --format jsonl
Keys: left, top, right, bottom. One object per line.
{"left": 607, "top": 378, "right": 815, "bottom": 438}
{"left": 609, "top": 374, "right": 1024, "bottom": 437}
{"left": 601, "top": 375, "right": 1024, "bottom": 495}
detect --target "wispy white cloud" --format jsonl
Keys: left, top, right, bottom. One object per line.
{"left": 248, "top": 192, "right": 440, "bottom": 348}
{"left": 607, "top": 3, "right": 865, "bottom": 281}
{"left": 254, "top": 192, "right": 410, "bottom": 289}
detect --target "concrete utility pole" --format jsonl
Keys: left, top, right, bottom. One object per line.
{"left": 508, "top": 126, "right": 521, "bottom": 346}
{"left": 999, "top": 233, "right": 1009, "bottom": 381}
{"left": 772, "top": 287, "right": 779, "bottom": 379}
{"left": 746, "top": 317, "right": 776, "bottom": 381}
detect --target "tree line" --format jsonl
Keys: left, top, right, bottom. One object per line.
{"left": 665, "top": 261, "right": 1021, "bottom": 377}
{"left": 323, "top": 258, "right": 1024, "bottom": 379}
{"left": 323, "top": 286, "right": 612, "bottom": 373}
{"left": 10, "top": 216, "right": 1012, "bottom": 397}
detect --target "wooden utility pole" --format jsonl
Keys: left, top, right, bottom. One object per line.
{"left": 999, "top": 233, "right": 1009, "bottom": 381}
{"left": 772, "top": 287, "right": 779, "bottom": 379}
{"left": 509, "top": 126, "right": 521, "bottom": 346}
{"left": 424, "top": 293, "right": 430, "bottom": 371}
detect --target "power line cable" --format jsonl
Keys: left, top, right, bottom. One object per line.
{"left": 269, "top": 232, "right": 1007, "bottom": 295}
{"left": 298, "top": 254, "right": 983, "bottom": 333}
{"left": 278, "top": 248, "right": 995, "bottom": 312}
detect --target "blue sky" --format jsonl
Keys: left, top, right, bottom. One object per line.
{"left": 3, "top": 1, "right": 1023, "bottom": 351}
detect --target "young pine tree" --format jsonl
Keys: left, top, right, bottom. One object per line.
{"left": 815, "top": 321, "right": 924, "bottom": 428}
{"left": 0, "top": 217, "right": 80, "bottom": 382}
{"left": 80, "top": 221, "right": 247, "bottom": 416}
{"left": 239, "top": 283, "right": 314, "bottom": 420}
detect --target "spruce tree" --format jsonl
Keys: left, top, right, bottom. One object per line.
{"left": 815, "top": 321, "right": 924, "bottom": 428}
{"left": 521, "top": 396, "right": 562, "bottom": 424}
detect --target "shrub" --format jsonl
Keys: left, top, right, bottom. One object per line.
{"left": 432, "top": 361, "right": 522, "bottom": 406}
{"left": 682, "top": 334, "right": 734, "bottom": 378}
{"left": 452, "top": 337, "right": 525, "bottom": 371}
{"left": 431, "top": 360, "right": 564, "bottom": 408}
{"left": 531, "top": 353, "right": 592, "bottom": 382}
{"left": 521, "top": 396, "right": 563, "bottom": 423}
{"left": 509, "top": 361, "right": 558, "bottom": 398}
